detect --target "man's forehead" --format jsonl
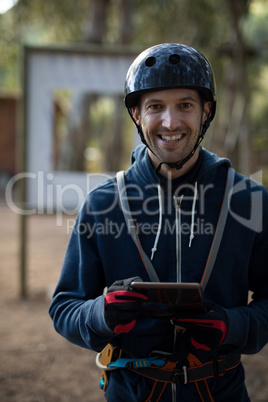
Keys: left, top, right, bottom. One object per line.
{"left": 140, "top": 88, "right": 200, "bottom": 103}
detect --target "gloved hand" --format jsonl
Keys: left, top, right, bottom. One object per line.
{"left": 172, "top": 303, "right": 228, "bottom": 351}
{"left": 104, "top": 277, "right": 148, "bottom": 334}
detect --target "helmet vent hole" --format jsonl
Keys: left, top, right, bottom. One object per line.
{"left": 169, "top": 54, "right": 181, "bottom": 64}
{"left": 145, "top": 56, "right": 156, "bottom": 67}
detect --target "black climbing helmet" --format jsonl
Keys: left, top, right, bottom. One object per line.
{"left": 124, "top": 43, "right": 216, "bottom": 121}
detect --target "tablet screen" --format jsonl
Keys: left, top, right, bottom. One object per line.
{"left": 131, "top": 282, "right": 205, "bottom": 318}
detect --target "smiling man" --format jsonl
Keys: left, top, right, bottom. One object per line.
{"left": 132, "top": 88, "right": 211, "bottom": 178}
{"left": 49, "top": 44, "right": 268, "bottom": 401}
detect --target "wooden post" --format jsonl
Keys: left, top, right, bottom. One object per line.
{"left": 19, "top": 46, "right": 29, "bottom": 299}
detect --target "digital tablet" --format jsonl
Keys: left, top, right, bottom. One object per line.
{"left": 131, "top": 281, "right": 205, "bottom": 318}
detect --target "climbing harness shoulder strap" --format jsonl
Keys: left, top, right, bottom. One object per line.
{"left": 116, "top": 170, "right": 160, "bottom": 282}
{"left": 200, "top": 167, "right": 235, "bottom": 291}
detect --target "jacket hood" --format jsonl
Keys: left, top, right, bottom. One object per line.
{"left": 130, "top": 144, "right": 231, "bottom": 187}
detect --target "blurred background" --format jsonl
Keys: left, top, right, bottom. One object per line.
{"left": 0, "top": 0, "right": 268, "bottom": 401}
{"left": 0, "top": 0, "right": 268, "bottom": 183}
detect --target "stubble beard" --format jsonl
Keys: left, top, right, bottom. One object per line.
{"left": 146, "top": 127, "right": 201, "bottom": 167}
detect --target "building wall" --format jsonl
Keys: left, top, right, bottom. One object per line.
{"left": 0, "top": 95, "right": 18, "bottom": 177}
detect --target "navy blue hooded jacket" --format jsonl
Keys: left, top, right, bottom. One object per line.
{"left": 49, "top": 145, "right": 268, "bottom": 401}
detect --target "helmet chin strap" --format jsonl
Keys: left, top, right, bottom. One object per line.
{"left": 138, "top": 118, "right": 210, "bottom": 175}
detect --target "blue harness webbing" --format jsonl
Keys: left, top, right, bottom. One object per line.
{"left": 108, "top": 356, "right": 166, "bottom": 369}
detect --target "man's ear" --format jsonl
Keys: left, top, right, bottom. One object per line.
{"left": 202, "top": 101, "right": 212, "bottom": 124}
{"left": 132, "top": 106, "right": 141, "bottom": 125}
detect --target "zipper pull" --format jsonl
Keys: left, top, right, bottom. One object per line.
{"left": 174, "top": 195, "right": 183, "bottom": 209}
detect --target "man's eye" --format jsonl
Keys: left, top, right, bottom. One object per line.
{"left": 180, "top": 103, "right": 192, "bottom": 109}
{"left": 149, "top": 104, "right": 162, "bottom": 110}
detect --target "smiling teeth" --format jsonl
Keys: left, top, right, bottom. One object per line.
{"left": 161, "top": 134, "right": 183, "bottom": 142}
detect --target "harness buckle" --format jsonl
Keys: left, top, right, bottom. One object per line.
{"left": 171, "top": 366, "right": 188, "bottom": 384}
{"left": 150, "top": 350, "right": 188, "bottom": 384}
{"left": 213, "top": 356, "right": 225, "bottom": 377}
{"left": 182, "top": 366, "right": 188, "bottom": 384}
{"left": 100, "top": 344, "right": 122, "bottom": 366}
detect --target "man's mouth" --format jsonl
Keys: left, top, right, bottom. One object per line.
{"left": 160, "top": 134, "right": 184, "bottom": 143}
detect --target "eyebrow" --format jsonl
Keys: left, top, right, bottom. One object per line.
{"left": 144, "top": 96, "right": 199, "bottom": 106}
{"left": 178, "top": 96, "right": 199, "bottom": 103}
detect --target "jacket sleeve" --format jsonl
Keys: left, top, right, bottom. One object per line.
{"left": 223, "top": 185, "right": 268, "bottom": 354}
{"left": 49, "top": 197, "right": 115, "bottom": 352}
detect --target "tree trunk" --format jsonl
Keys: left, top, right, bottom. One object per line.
{"left": 84, "top": 0, "right": 111, "bottom": 44}
{"left": 224, "top": 0, "right": 252, "bottom": 175}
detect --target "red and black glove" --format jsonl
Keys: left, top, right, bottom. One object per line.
{"left": 173, "top": 303, "right": 228, "bottom": 351}
{"left": 104, "top": 277, "right": 148, "bottom": 334}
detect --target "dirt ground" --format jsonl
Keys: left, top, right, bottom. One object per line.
{"left": 0, "top": 201, "right": 268, "bottom": 402}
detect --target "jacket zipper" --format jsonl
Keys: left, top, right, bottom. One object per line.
{"left": 173, "top": 195, "right": 184, "bottom": 402}
{"left": 174, "top": 195, "right": 183, "bottom": 283}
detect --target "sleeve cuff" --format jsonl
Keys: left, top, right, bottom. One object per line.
{"left": 223, "top": 307, "right": 246, "bottom": 348}
{"left": 87, "top": 295, "right": 115, "bottom": 336}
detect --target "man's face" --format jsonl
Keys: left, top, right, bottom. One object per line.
{"left": 132, "top": 88, "right": 211, "bottom": 172}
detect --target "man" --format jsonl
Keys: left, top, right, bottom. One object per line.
{"left": 49, "top": 44, "right": 268, "bottom": 401}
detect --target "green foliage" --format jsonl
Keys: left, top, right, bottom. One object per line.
{"left": 0, "top": 0, "right": 91, "bottom": 88}
{"left": 243, "top": 0, "right": 268, "bottom": 46}
{"left": 132, "top": 0, "right": 227, "bottom": 49}
{"left": 0, "top": 0, "right": 227, "bottom": 88}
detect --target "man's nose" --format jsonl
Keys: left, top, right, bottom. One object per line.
{"left": 162, "top": 108, "right": 180, "bottom": 131}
